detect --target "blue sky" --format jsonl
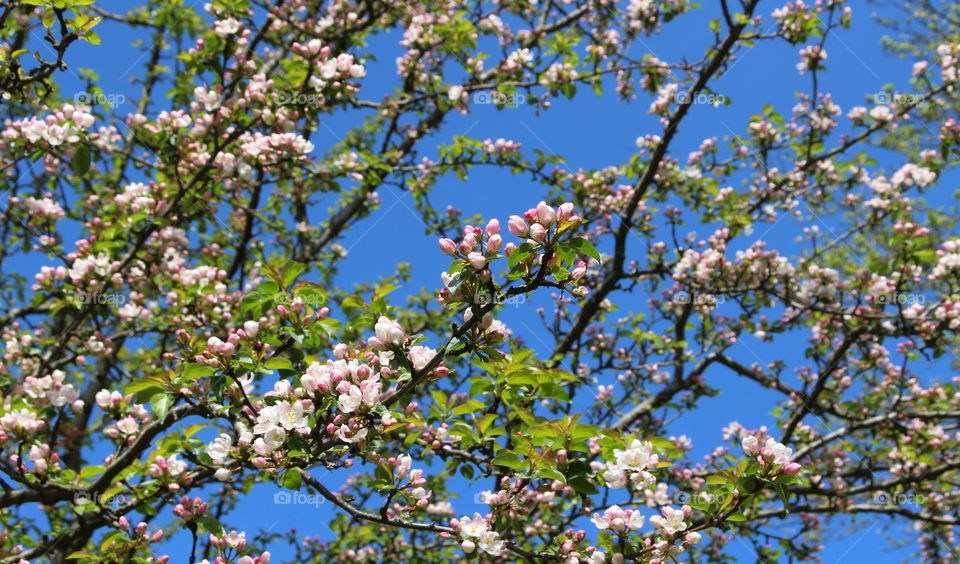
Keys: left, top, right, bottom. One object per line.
{"left": 30, "top": 0, "right": 954, "bottom": 561}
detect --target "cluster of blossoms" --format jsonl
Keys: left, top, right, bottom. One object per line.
{"left": 742, "top": 435, "right": 802, "bottom": 475}
{"left": 451, "top": 513, "right": 505, "bottom": 556}
{"left": 771, "top": 1, "right": 818, "bottom": 43}
{"left": 599, "top": 439, "right": 659, "bottom": 489}
{"left": 797, "top": 45, "right": 827, "bottom": 74}
{"left": 591, "top": 504, "right": 645, "bottom": 532}
{"left": 172, "top": 495, "right": 207, "bottom": 522}
{"left": 937, "top": 43, "right": 960, "bottom": 83}
{"left": 16, "top": 195, "right": 65, "bottom": 222}
{"left": 930, "top": 238, "right": 960, "bottom": 281}
{"left": 2, "top": 104, "right": 95, "bottom": 147}
{"left": 201, "top": 529, "right": 271, "bottom": 564}
{"left": 206, "top": 315, "right": 443, "bottom": 459}
{"left": 589, "top": 503, "right": 703, "bottom": 562}
{"left": 21, "top": 369, "right": 80, "bottom": 410}
{"left": 380, "top": 454, "right": 433, "bottom": 513}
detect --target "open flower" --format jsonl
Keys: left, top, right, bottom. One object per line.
{"left": 649, "top": 506, "right": 688, "bottom": 535}
{"left": 375, "top": 316, "right": 406, "bottom": 346}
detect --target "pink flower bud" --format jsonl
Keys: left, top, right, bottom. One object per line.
{"left": 536, "top": 201, "right": 557, "bottom": 224}
{"left": 467, "top": 252, "right": 487, "bottom": 270}
{"left": 558, "top": 202, "right": 574, "bottom": 219}
{"left": 438, "top": 238, "right": 457, "bottom": 255}
{"left": 507, "top": 215, "right": 528, "bottom": 236}
{"left": 782, "top": 462, "right": 802, "bottom": 475}
{"left": 529, "top": 223, "right": 547, "bottom": 241}
{"left": 570, "top": 264, "right": 587, "bottom": 280}
{"left": 504, "top": 242, "right": 517, "bottom": 256}
{"left": 485, "top": 218, "right": 500, "bottom": 235}
{"left": 486, "top": 234, "right": 502, "bottom": 252}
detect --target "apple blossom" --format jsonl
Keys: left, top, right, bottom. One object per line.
{"left": 3, "top": 1, "right": 958, "bottom": 562}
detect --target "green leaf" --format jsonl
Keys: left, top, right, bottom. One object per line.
{"left": 79, "top": 465, "right": 105, "bottom": 479}
{"left": 568, "top": 476, "right": 599, "bottom": 495}
{"left": 197, "top": 514, "right": 223, "bottom": 536}
{"left": 150, "top": 392, "right": 173, "bottom": 422}
{"left": 507, "top": 242, "right": 535, "bottom": 269}
{"left": 125, "top": 376, "right": 166, "bottom": 399}
{"left": 452, "top": 399, "right": 485, "bottom": 416}
{"left": 100, "top": 531, "right": 123, "bottom": 551}
{"left": 725, "top": 511, "right": 747, "bottom": 522}
{"left": 264, "top": 357, "right": 294, "bottom": 371}
{"left": 281, "top": 261, "right": 307, "bottom": 288}
{"left": 538, "top": 467, "right": 566, "bottom": 483}
{"left": 773, "top": 482, "right": 791, "bottom": 512}
{"left": 281, "top": 469, "right": 302, "bottom": 491}
{"left": 568, "top": 237, "right": 600, "bottom": 261}
{"left": 491, "top": 452, "right": 524, "bottom": 470}
{"left": 706, "top": 474, "right": 728, "bottom": 485}
{"left": 183, "top": 363, "right": 214, "bottom": 380}
{"left": 71, "top": 145, "right": 90, "bottom": 175}
{"left": 292, "top": 282, "right": 327, "bottom": 307}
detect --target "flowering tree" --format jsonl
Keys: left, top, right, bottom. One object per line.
{"left": 1, "top": 0, "right": 959, "bottom": 562}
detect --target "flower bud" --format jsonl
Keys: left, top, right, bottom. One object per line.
{"left": 529, "top": 223, "right": 547, "bottom": 241}
{"left": 438, "top": 238, "right": 457, "bottom": 255}
{"left": 467, "top": 252, "right": 487, "bottom": 270}
{"left": 507, "top": 215, "right": 528, "bottom": 237}
{"left": 536, "top": 201, "right": 557, "bottom": 224}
